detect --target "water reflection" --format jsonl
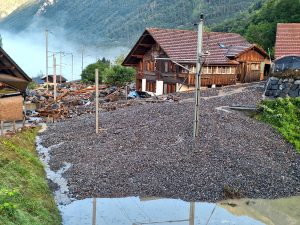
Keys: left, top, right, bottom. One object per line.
{"left": 59, "top": 196, "right": 300, "bottom": 225}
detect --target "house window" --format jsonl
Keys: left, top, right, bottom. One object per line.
{"left": 164, "top": 62, "right": 168, "bottom": 72}
{"left": 226, "top": 67, "right": 231, "bottom": 74}
{"left": 182, "top": 65, "right": 189, "bottom": 73}
{"left": 221, "top": 67, "right": 226, "bottom": 74}
{"left": 231, "top": 67, "right": 236, "bottom": 74}
{"left": 191, "top": 66, "right": 196, "bottom": 73}
{"left": 207, "top": 67, "right": 212, "bottom": 74}
{"left": 251, "top": 63, "right": 260, "bottom": 70}
{"left": 213, "top": 67, "right": 218, "bottom": 74}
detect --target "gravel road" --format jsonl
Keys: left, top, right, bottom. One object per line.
{"left": 40, "top": 82, "right": 300, "bottom": 202}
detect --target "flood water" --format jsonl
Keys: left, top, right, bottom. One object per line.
{"left": 59, "top": 196, "right": 300, "bottom": 225}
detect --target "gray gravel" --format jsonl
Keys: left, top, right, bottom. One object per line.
{"left": 40, "top": 82, "right": 300, "bottom": 202}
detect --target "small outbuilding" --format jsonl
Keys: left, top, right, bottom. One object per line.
{"left": 42, "top": 75, "right": 67, "bottom": 84}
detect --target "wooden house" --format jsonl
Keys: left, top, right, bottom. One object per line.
{"left": 123, "top": 28, "right": 270, "bottom": 94}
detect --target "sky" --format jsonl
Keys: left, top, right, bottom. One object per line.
{"left": 0, "top": 29, "right": 129, "bottom": 81}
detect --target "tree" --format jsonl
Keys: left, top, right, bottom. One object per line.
{"left": 103, "top": 65, "right": 135, "bottom": 86}
{"left": 81, "top": 58, "right": 110, "bottom": 83}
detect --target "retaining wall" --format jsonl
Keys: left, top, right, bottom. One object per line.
{"left": 265, "top": 77, "right": 300, "bottom": 98}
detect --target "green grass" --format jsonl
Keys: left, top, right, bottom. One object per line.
{"left": 257, "top": 97, "right": 300, "bottom": 153}
{"left": 0, "top": 128, "right": 61, "bottom": 225}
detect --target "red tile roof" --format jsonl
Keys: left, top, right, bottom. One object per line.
{"left": 147, "top": 28, "right": 251, "bottom": 64}
{"left": 275, "top": 23, "right": 300, "bottom": 59}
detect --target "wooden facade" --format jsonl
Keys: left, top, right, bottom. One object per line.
{"left": 123, "top": 28, "right": 269, "bottom": 95}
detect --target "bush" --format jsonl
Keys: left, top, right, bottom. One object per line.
{"left": 103, "top": 65, "right": 135, "bottom": 86}
{"left": 257, "top": 97, "right": 300, "bottom": 152}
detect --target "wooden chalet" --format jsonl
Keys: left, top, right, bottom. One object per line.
{"left": 123, "top": 28, "right": 270, "bottom": 94}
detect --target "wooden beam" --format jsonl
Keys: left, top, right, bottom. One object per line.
{"left": 139, "top": 43, "right": 152, "bottom": 48}
{"left": 0, "top": 66, "right": 15, "bottom": 70}
{"left": 132, "top": 55, "right": 144, "bottom": 59}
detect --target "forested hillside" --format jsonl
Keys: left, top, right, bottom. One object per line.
{"left": 0, "top": 0, "right": 259, "bottom": 46}
{"left": 212, "top": 0, "right": 300, "bottom": 55}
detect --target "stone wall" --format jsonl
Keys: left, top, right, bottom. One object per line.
{"left": 265, "top": 77, "right": 300, "bottom": 98}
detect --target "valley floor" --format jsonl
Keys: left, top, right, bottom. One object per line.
{"left": 40, "top": 82, "right": 300, "bottom": 202}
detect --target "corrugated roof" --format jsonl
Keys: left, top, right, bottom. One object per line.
{"left": 275, "top": 23, "right": 300, "bottom": 59}
{"left": 147, "top": 28, "right": 251, "bottom": 64}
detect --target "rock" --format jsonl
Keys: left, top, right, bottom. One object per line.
{"left": 290, "top": 84, "right": 299, "bottom": 91}
{"left": 270, "top": 80, "right": 278, "bottom": 85}
{"left": 270, "top": 77, "right": 279, "bottom": 81}
{"left": 271, "top": 85, "right": 279, "bottom": 90}
{"left": 294, "top": 80, "right": 300, "bottom": 85}
{"left": 288, "top": 90, "right": 299, "bottom": 98}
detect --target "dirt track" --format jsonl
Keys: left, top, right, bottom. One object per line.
{"left": 40, "top": 82, "right": 300, "bottom": 202}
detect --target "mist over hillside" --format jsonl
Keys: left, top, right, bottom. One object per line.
{"left": 0, "top": 0, "right": 260, "bottom": 46}
{"left": 0, "top": 0, "right": 264, "bottom": 79}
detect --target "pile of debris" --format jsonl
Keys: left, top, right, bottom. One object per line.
{"left": 25, "top": 82, "right": 181, "bottom": 121}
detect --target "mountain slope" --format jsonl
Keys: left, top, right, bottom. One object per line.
{"left": 0, "top": 0, "right": 33, "bottom": 19}
{"left": 0, "top": 0, "right": 260, "bottom": 46}
{"left": 212, "top": 0, "right": 300, "bottom": 54}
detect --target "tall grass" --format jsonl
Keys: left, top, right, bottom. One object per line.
{"left": 0, "top": 128, "right": 61, "bottom": 225}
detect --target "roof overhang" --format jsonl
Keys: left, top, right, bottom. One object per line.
{"left": 0, "top": 47, "right": 31, "bottom": 92}
{"left": 122, "top": 30, "right": 156, "bottom": 66}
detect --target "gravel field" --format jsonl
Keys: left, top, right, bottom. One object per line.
{"left": 40, "top": 82, "right": 300, "bottom": 202}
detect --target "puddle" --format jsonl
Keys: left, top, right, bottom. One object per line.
{"left": 59, "top": 196, "right": 300, "bottom": 225}
{"left": 36, "top": 135, "right": 73, "bottom": 205}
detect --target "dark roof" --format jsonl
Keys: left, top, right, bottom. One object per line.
{"left": 123, "top": 28, "right": 262, "bottom": 66}
{"left": 42, "top": 75, "right": 67, "bottom": 82}
{"left": 0, "top": 47, "right": 31, "bottom": 92}
{"left": 275, "top": 23, "right": 300, "bottom": 59}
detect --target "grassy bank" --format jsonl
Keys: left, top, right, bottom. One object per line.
{"left": 0, "top": 128, "right": 61, "bottom": 225}
{"left": 257, "top": 97, "right": 300, "bottom": 153}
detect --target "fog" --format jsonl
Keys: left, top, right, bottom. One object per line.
{"left": 0, "top": 28, "right": 129, "bottom": 81}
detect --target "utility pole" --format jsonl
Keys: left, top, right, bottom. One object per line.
{"left": 45, "top": 30, "right": 49, "bottom": 90}
{"left": 81, "top": 45, "right": 84, "bottom": 74}
{"left": 60, "top": 51, "right": 62, "bottom": 84}
{"left": 71, "top": 53, "right": 74, "bottom": 81}
{"left": 53, "top": 54, "right": 57, "bottom": 101}
{"left": 193, "top": 14, "right": 204, "bottom": 139}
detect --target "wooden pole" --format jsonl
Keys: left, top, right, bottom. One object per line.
{"left": 0, "top": 121, "right": 4, "bottom": 136}
{"left": 189, "top": 202, "right": 195, "bottom": 225}
{"left": 12, "top": 121, "right": 16, "bottom": 133}
{"left": 92, "top": 198, "right": 97, "bottom": 225}
{"left": 45, "top": 29, "right": 49, "bottom": 90}
{"left": 53, "top": 54, "right": 57, "bottom": 101}
{"left": 95, "top": 69, "right": 99, "bottom": 134}
{"left": 193, "top": 14, "right": 204, "bottom": 139}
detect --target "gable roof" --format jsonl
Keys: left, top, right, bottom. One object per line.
{"left": 0, "top": 47, "right": 31, "bottom": 92}
{"left": 123, "top": 28, "right": 262, "bottom": 66}
{"left": 275, "top": 23, "right": 300, "bottom": 59}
